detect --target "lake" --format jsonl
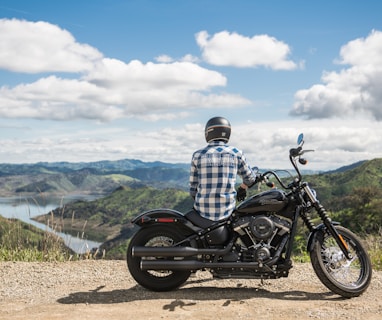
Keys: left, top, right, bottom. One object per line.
{"left": 0, "top": 195, "right": 103, "bottom": 254}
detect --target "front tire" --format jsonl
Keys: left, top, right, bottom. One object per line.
{"left": 127, "top": 225, "right": 191, "bottom": 291}
{"left": 310, "top": 226, "right": 372, "bottom": 298}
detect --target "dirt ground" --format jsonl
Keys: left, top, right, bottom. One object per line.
{"left": 1, "top": 260, "right": 381, "bottom": 320}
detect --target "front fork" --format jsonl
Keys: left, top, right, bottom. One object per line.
{"left": 303, "top": 183, "right": 352, "bottom": 260}
{"left": 314, "top": 203, "right": 352, "bottom": 259}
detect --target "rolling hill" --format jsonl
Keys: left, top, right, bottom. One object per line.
{"left": 3, "top": 157, "right": 382, "bottom": 259}
{"left": 0, "top": 159, "right": 190, "bottom": 196}
{"left": 31, "top": 158, "right": 382, "bottom": 258}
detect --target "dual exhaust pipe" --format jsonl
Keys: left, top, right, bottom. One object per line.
{"left": 132, "top": 245, "right": 262, "bottom": 271}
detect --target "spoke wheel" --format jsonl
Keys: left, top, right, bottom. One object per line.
{"left": 127, "top": 225, "right": 191, "bottom": 291}
{"left": 310, "top": 226, "right": 372, "bottom": 298}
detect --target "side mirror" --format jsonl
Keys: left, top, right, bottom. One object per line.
{"left": 297, "top": 133, "right": 304, "bottom": 146}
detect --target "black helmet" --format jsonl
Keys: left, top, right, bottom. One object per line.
{"left": 205, "top": 116, "right": 231, "bottom": 143}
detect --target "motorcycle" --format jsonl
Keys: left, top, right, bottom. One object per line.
{"left": 127, "top": 133, "right": 372, "bottom": 298}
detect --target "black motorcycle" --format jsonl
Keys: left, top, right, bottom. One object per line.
{"left": 127, "top": 134, "right": 372, "bottom": 298}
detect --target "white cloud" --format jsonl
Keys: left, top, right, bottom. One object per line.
{"left": 229, "top": 119, "right": 382, "bottom": 171}
{"left": 291, "top": 30, "right": 382, "bottom": 120}
{"left": 2, "top": 118, "right": 381, "bottom": 171}
{"left": 180, "top": 54, "right": 200, "bottom": 63}
{"left": 0, "top": 59, "right": 251, "bottom": 120}
{"left": 2, "top": 19, "right": 381, "bottom": 170}
{"left": 0, "top": 18, "right": 103, "bottom": 73}
{"left": 85, "top": 58, "right": 227, "bottom": 92}
{"left": 196, "top": 30, "right": 298, "bottom": 70}
{"left": 0, "top": 76, "right": 123, "bottom": 121}
{"left": 155, "top": 54, "right": 200, "bottom": 63}
{"left": 0, "top": 19, "right": 252, "bottom": 121}
{"left": 155, "top": 55, "right": 174, "bottom": 63}
{"left": 135, "top": 111, "right": 190, "bottom": 122}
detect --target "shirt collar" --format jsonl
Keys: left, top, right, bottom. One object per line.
{"left": 208, "top": 140, "right": 227, "bottom": 146}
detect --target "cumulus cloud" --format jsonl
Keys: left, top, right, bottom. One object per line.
{"left": 291, "top": 30, "right": 382, "bottom": 120}
{"left": 0, "top": 18, "right": 103, "bottom": 73}
{"left": 0, "top": 19, "right": 251, "bottom": 121}
{"left": 155, "top": 54, "right": 199, "bottom": 63}
{"left": 228, "top": 119, "right": 382, "bottom": 171}
{"left": 196, "top": 30, "right": 299, "bottom": 70}
{"left": 85, "top": 58, "right": 227, "bottom": 92}
{"left": 155, "top": 55, "right": 174, "bottom": 63}
{"left": 0, "top": 58, "right": 250, "bottom": 121}
{"left": 1, "top": 118, "right": 381, "bottom": 169}
{"left": 0, "top": 76, "right": 122, "bottom": 121}
{"left": 2, "top": 18, "right": 381, "bottom": 170}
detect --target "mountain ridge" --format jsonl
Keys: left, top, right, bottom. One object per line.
{"left": 0, "top": 157, "right": 371, "bottom": 197}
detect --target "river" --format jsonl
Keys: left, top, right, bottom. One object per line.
{"left": 0, "top": 195, "right": 103, "bottom": 254}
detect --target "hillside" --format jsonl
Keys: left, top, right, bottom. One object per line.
{"left": 307, "top": 158, "right": 382, "bottom": 201}
{"left": 0, "top": 158, "right": 189, "bottom": 175}
{"left": 33, "top": 185, "right": 194, "bottom": 257}
{"left": 30, "top": 158, "right": 382, "bottom": 259}
{"left": 0, "top": 216, "right": 73, "bottom": 260}
{"left": 0, "top": 157, "right": 327, "bottom": 197}
{"left": 0, "top": 159, "right": 190, "bottom": 196}
{"left": 3, "top": 157, "right": 382, "bottom": 259}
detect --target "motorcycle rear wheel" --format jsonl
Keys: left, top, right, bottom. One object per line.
{"left": 310, "top": 225, "right": 372, "bottom": 298}
{"left": 127, "top": 225, "right": 191, "bottom": 291}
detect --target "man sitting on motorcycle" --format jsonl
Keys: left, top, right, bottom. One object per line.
{"left": 189, "top": 116, "right": 258, "bottom": 221}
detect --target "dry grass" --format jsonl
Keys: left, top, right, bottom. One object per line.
{"left": 0, "top": 196, "right": 103, "bottom": 262}
{"left": 364, "top": 228, "right": 382, "bottom": 271}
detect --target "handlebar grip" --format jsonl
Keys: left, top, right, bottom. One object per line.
{"left": 299, "top": 158, "right": 308, "bottom": 165}
{"left": 266, "top": 181, "right": 275, "bottom": 188}
{"left": 260, "top": 174, "right": 275, "bottom": 188}
{"left": 289, "top": 147, "right": 302, "bottom": 157}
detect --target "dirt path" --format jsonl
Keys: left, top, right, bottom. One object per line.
{"left": 1, "top": 260, "right": 381, "bottom": 320}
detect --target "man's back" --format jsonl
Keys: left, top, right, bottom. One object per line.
{"left": 190, "top": 140, "right": 255, "bottom": 220}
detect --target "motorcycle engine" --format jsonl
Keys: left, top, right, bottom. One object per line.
{"left": 232, "top": 215, "right": 291, "bottom": 263}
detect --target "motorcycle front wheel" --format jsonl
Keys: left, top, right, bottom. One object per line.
{"left": 127, "top": 225, "right": 191, "bottom": 291}
{"left": 310, "top": 225, "right": 372, "bottom": 298}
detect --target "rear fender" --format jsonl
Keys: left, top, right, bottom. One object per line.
{"left": 132, "top": 209, "right": 199, "bottom": 232}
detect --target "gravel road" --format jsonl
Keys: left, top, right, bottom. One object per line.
{"left": 1, "top": 260, "right": 381, "bottom": 320}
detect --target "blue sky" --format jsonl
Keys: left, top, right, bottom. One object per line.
{"left": 1, "top": 0, "right": 382, "bottom": 170}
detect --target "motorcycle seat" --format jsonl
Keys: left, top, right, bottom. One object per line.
{"left": 185, "top": 209, "right": 217, "bottom": 228}
{"left": 185, "top": 209, "right": 230, "bottom": 245}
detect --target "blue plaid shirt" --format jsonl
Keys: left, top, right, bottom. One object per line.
{"left": 189, "top": 141, "right": 257, "bottom": 221}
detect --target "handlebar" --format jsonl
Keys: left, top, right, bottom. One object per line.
{"left": 257, "top": 134, "right": 314, "bottom": 191}
{"left": 259, "top": 170, "right": 291, "bottom": 190}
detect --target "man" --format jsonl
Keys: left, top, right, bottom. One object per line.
{"left": 189, "top": 116, "right": 258, "bottom": 221}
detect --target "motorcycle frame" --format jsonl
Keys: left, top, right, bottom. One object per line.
{"left": 132, "top": 204, "right": 302, "bottom": 269}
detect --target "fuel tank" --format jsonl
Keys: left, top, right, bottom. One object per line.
{"left": 235, "top": 189, "right": 288, "bottom": 215}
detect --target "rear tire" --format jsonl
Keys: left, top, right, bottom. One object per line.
{"left": 310, "top": 226, "right": 372, "bottom": 298}
{"left": 127, "top": 225, "right": 191, "bottom": 291}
